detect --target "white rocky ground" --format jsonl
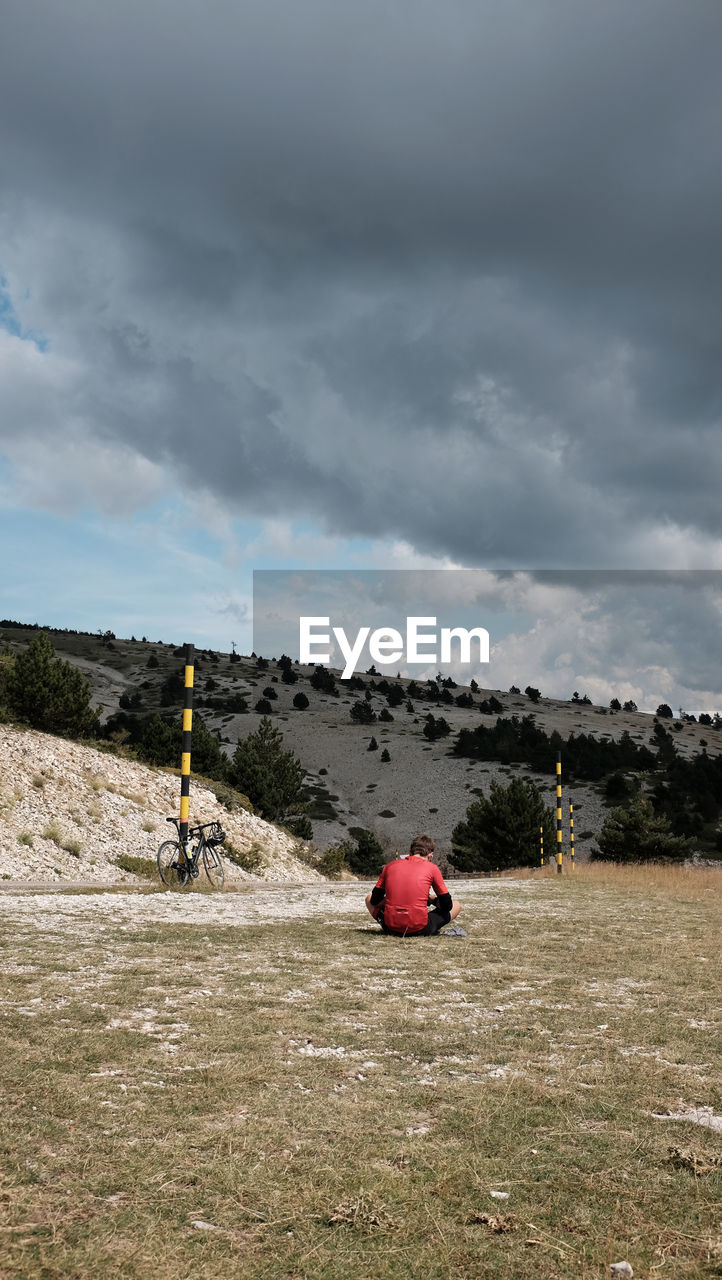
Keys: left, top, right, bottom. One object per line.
{"left": 0, "top": 725, "right": 321, "bottom": 885}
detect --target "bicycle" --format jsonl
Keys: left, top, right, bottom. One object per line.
{"left": 157, "top": 818, "right": 226, "bottom": 890}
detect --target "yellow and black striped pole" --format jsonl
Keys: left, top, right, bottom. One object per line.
{"left": 179, "top": 643, "right": 195, "bottom": 845}
{"left": 569, "top": 799, "right": 575, "bottom": 869}
{"left": 540, "top": 825, "right": 544, "bottom": 866}
{"left": 556, "top": 751, "right": 563, "bottom": 874}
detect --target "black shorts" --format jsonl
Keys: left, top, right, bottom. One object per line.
{"left": 378, "top": 906, "right": 452, "bottom": 937}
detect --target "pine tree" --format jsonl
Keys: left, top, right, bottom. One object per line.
{"left": 7, "top": 632, "right": 97, "bottom": 738}
{"left": 228, "top": 717, "right": 305, "bottom": 822}
{"left": 452, "top": 777, "right": 554, "bottom": 873}
{"left": 346, "top": 828, "right": 385, "bottom": 875}
{"left": 592, "top": 796, "right": 693, "bottom": 863}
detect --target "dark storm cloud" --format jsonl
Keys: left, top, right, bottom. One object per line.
{"left": 1, "top": 0, "right": 722, "bottom": 564}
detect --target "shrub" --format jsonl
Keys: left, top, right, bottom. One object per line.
{"left": 592, "top": 796, "right": 693, "bottom": 863}
{"left": 262, "top": 686, "right": 278, "bottom": 699}
{"left": 451, "top": 777, "right": 555, "bottom": 873}
{"left": 367, "top": 736, "right": 379, "bottom": 752}
{"left": 317, "top": 843, "right": 351, "bottom": 879}
{"left": 478, "top": 696, "right": 503, "bottom": 715}
{"left": 604, "top": 772, "right": 638, "bottom": 805}
{"left": 293, "top": 692, "right": 310, "bottom": 710}
{"left": 213, "top": 782, "right": 253, "bottom": 813}
{"left": 115, "top": 853, "right": 157, "bottom": 880}
{"left": 378, "top": 708, "right": 393, "bottom": 722}
{"left": 351, "top": 700, "right": 376, "bottom": 724}
{"left": 346, "top": 828, "right": 385, "bottom": 876}
{"left": 6, "top": 632, "right": 98, "bottom": 738}
{"left": 310, "top": 666, "right": 338, "bottom": 696}
{"left": 255, "top": 698, "right": 273, "bottom": 714}
{"left": 380, "top": 748, "right": 391, "bottom": 762}
{"left": 223, "top": 839, "right": 264, "bottom": 874}
{"left": 228, "top": 717, "right": 306, "bottom": 823}
{"left": 160, "top": 671, "right": 185, "bottom": 705}
{"left": 423, "top": 714, "right": 451, "bottom": 741}
{"left": 137, "top": 714, "right": 228, "bottom": 779}
{"left": 283, "top": 814, "right": 314, "bottom": 840}
{"left": 656, "top": 703, "right": 674, "bottom": 719}
{"left": 525, "top": 686, "right": 541, "bottom": 703}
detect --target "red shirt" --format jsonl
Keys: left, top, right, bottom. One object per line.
{"left": 374, "top": 856, "right": 449, "bottom": 933}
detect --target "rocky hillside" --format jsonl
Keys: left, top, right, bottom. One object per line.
{"left": 0, "top": 725, "right": 321, "bottom": 885}
{"left": 2, "top": 623, "right": 721, "bottom": 864}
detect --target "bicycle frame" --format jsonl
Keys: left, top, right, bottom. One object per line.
{"left": 159, "top": 818, "right": 226, "bottom": 888}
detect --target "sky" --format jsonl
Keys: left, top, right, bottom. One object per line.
{"left": 1, "top": 1, "right": 722, "bottom": 710}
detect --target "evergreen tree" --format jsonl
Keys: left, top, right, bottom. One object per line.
{"left": 292, "top": 691, "right": 309, "bottom": 710}
{"left": 423, "top": 714, "right": 451, "bottom": 741}
{"left": 346, "top": 827, "right": 385, "bottom": 876}
{"left": 7, "top": 632, "right": 98, "bottom": 738}
{"left": 451, "top": 777, "right": 554, "bottom": 873}
{"left": 592, "top": 796, "right": 692, "bottom": 863}
{"left": 137, "top": 713, "right": 227, "bottom": 778}
{"left": 138, "top": 715, "right": 177, "bottom": 766}
{"left": 228, "top": 717, "right": 305, "bottom": 822}
{"left": 351, "top": 700, "right": 376, "bottom": 724}
{"left": 310, "top": 665, "right": 338, "bottom": 695}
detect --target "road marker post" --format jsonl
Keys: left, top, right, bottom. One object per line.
{"left": 569, "top": 799, "right": 575, "bottom": 869}
{"left": 179, "top": 643, "right": 195, "bottom": 846}
{"left": 556, "top": 751, "right": 563, "bottom": 874}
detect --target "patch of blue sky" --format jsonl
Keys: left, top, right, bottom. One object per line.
{"left": 0, "top": 276, "right": 48, "bottom": 352}
{"left": 0, "top": 501, "right": 249, "bottom": 649}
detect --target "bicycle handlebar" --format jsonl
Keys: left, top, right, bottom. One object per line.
{"left": 164, "top": 818, "right": 225, "bottom": 838}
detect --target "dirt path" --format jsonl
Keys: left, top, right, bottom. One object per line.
{"left": 0, "top": 879, "right": 526, "bottom": 933}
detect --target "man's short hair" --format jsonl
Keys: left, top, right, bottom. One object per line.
{"left": 409, "top": 834, "right": 435, "bottom": 857}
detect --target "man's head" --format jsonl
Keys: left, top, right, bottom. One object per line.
{"left": 409, "top": 834, "right": 435, "bottom": 860}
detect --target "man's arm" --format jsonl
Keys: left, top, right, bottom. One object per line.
{"left": 430, "top": 865, "right": 452, "bottom": 914}
{"left": 370, "top": 865, "right": 386, "bottom": 907}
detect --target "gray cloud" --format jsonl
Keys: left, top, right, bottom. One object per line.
{"left": 1, "top": 0, "right": 722, "bottom": 565}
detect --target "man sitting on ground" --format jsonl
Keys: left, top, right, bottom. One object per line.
{"left": 365, "top": 835, "right": 462, "bottom": 936}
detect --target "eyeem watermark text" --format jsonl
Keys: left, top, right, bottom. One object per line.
{"left": 300, "top": 616, "right": 490, "bottom": 679}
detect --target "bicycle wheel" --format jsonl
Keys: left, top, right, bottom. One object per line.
{"left": 157, "top": 840, "right": 190, "bottom": 889}
{"left": 202, "top": 844, "right": 225, "bottom": 889}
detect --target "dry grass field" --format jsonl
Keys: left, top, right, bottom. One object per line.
{"left": 1, "top": 867, "right": 720, "bottom": 1278}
